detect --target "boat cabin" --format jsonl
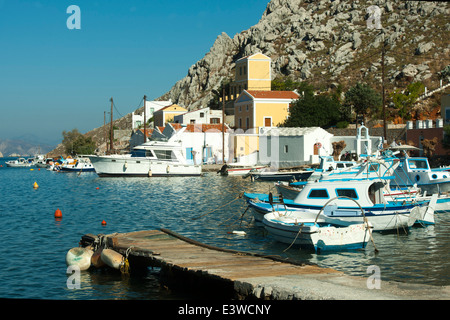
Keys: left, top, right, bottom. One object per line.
{"left": 292, "top": 178, "right": 390, "bottom": 209}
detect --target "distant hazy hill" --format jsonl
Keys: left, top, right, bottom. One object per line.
{"left": 0, "top": 138, "right": 55, "bottom": 157}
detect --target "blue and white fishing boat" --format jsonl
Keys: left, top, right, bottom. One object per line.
{"left": 244, "top": 174, "right": 437, "bottom": 231}
{"left": 392, "top": 156, "right": 450, "bottom": 194}
{"left": 60, "top": 156, "right": 96, "bottom": 172}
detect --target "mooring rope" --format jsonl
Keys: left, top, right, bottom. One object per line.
{"left": 192, "top": 193, "right": 244, "bottom": 220}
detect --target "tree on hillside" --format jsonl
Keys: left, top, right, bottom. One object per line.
{"left": 344, "top": 83, "right": 382, "bottom": 125}
{"left": 282, "top": 91, "right": 341, "bottom": 128}
{"left": 272, "top": 77, "right": 314, "bottom": 95}
{"left": 390, "top": 82, "right": 425, "bottom": 121}
{"left": 62, "top": 129, "right": 96, "bottom": 156}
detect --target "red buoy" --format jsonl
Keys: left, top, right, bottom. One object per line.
{"left": 101, "top": 220, "right": 107, "bottom": 226}
{"left": 54, "top": 209, "right": 62, "bottom": 219}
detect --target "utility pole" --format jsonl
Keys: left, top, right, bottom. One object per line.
{"left": 222, "top": 88, "right": 225, "bottom": 164}
{"left": 143, "top": 95, "right": 147, "bottom": 143}
{"left": 110, "top": 97, "right": 114, "bottom": 153}
{"left": 381, "top": 41, "right": 387, "bottom": 143}
{"left": 104, "top": 111, "right": 107, "bottom": 154}
{"left": 381, "top": 38, "right": 387, "bottom": 144}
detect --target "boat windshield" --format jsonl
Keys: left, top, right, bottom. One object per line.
{"left": 407, "top": 159, "right": 429, "bottom": 170}
{"left": 130, "top": 149, "right": 154, "bottom": 158}
{"left": 153, "top": 150, "right": 175, "bottom": 160}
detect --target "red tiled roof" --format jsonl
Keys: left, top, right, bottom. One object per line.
{"left": 185, "top": 124, "right": 229, "bottom": 133}
{"left": 246, "top": 90, "right": 299, "bottom": 99}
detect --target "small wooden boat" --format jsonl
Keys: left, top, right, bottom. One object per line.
{"left": 101, "top": 248, "right": 124, "bottom": 270}
{"left": 217, "top": 164, "right": 266, "bottom": 176}
{"left": 66, "top": 247, "right": 94, "bottom": 271}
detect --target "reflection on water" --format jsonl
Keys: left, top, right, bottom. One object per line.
{"left": 0, "top": 161, "right": 449, "bottom": 299}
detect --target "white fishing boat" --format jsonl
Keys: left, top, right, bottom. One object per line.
{"left": 5, "top": 157, "right": 33, "bottom": 168}
{"left": 262, "top": 210, "right": 372, "bottom": 252}
{"left": 60, "top": 156, "right": 95, "bottom": 172}
{"left": 35, "top": 158, "right": 54, "bottom": 169}
{"left": 89, "top": 141, "right": 202, "bottom": 177}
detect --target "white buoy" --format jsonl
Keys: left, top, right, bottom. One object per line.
{"left": 101, "top": 249, "right": 124, "bottom": 270}
{"left": 66, "top": 247, "right": 94, "bottom": 271}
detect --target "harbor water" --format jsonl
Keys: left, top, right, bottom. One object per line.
{"left": 0, "top": 157, "right": 449, "bottom": 300}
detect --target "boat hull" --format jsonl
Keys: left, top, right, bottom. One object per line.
{"left": 89, "top": 156, "right": 202, "bottom": 177}
{"left": 246, "top": 197, "right": 417, "bottom": 231}
{"left": 263, "top": 213, "right": 371, "bottom": 252}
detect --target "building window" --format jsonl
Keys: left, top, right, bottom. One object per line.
{"left": 284, "top": 145, "right": 288, "bottom": 153}
{"left": 246, "top": 117, "right": 249, "bottom": 129}
{"left": 446, "top": 108, "right": 450, "bottom": 123}
{"left": 264, "top": 117, "right": 271, "bottom": 127}
{"left": 239, "top": 118, "right": 242, "bottom": 128}
{"left": 210, "top": 118, "right": 220, "bottom": 124}
{"left": 200, "top": 112, "right": 204, "bottom": 118}
{"left": 239, "top": 67, "right": 242, "bottom": 76}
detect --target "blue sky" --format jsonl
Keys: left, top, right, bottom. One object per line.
{"left": 0, "top": 0, "right": 269, "bottom": 145}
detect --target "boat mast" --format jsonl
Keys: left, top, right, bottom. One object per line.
{"left": 222, "top": 88, "right": 225, "bottom": 164}
{"left": 110, "top": 97, "right": 114, "bottom": 153}
{"left": 144, "top": 95, "right": 147, "bottom": 143}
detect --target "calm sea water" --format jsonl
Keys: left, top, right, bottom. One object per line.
{"left": 0, "top": 157, "right": 449, "bottom": 300}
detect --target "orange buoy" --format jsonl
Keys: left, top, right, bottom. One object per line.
{"left": 33, "top": 182, "right": 39, "bottom": 189}
{"left": 54, "top": 208, "right": 62, "bottom": 219}
{"left": 101, "top": 220, "right": 107, "bottom": 226}
{"left": 96, "top": 187, "right": 100, "bottom": 190}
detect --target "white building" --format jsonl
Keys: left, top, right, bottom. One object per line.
{"left": 132, "top": 99, "right": 173, "bottom": 129}
{"left": 330, "top": 125, "right": 383, "bottom": 160}
{"left": 143, "top": 123, "right": 230, "bottom": 165}
{"left": 258, "top": 127, "right": 333, "bottom": 168}
{"left": 173, "top": 107, "right": 222, "bottom": 126}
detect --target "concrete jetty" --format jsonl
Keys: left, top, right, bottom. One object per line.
{"left": 79, "top": 229, "right": 450, "bottom": 300}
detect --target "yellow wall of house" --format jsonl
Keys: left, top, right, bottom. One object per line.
{"left": 254, "top": 102, "right": 289, "bottom": 128}
{"left": 154, "top": 105, "right": 187, "bottom": 126}
{"left": 233, "top": 54, "right": 271, "bottom": 97}
{"left": 234, "top": 135, "right": 259, "bottom": 158}
{"left": 235, "top": 103, "right": 253, "bottom": 130}
{"left": 247, "top": 79, "right": 271, "bottom": 91}
{"left": 249, "top": 60, "right": 271, "bottom": 79}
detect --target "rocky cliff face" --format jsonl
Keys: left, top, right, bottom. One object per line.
{"left": 160, "top": 0, "right": 449, "bottom": 111}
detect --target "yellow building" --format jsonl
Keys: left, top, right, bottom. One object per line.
{"left": 153, "top": 104, "right": 187, "bottom": 127}
{"left": 230, "top": 53, "right": 271, "bottom": 100}
{"left": 234, "top": 90, "right": 300, "bottom": 133}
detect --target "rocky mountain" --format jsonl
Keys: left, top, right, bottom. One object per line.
{"left": 160, "top": 0, "right": 449, "bottom": 111}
